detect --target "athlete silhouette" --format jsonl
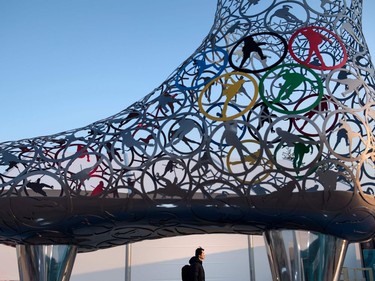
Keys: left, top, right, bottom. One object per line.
{"left": 221, "top": 122, "right": 252, "bottom": 170}
{"left": 256, "top": 103, "right": 278, "bottom": 131}
{"left": 269, "top": 5, "right": 302, "bottom": 24}
{"left": 299, "top": 27, "right": 333, "bottom": 67}
{"left": 293, "top": 142, "right": 313, "bottom": 173}
{"left": 26, "top": 178, "right": 54, "bottom": 196}
{"left": 221, "top": 76, "right": 247, "bottom": 117}
{"left": 239, "top": 36, "right": 268, "bottom": 69}
{"left": 274, "top": 69, "right": 317, "bottom": 103}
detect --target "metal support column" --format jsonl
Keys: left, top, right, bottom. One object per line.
{"left": 264, "top": 230, "right": 348, "bottom": 281}
{"left": 247, "top": 235, "right": 256, "bottom": 281}
{"left": 17, "top": 244, "right": 77, "bottom": 281}
{"left": 125, "top": 243, "right": 132, "bottom": 281}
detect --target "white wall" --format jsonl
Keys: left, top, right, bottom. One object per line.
{"left": 70, "top": 246, "right": 126, "bottom": 281}
{"left": 0, "top": 245, "right": 17, "bottom": 281}
{"left": 130, "top": 234, "right": 254, "bottom": 281}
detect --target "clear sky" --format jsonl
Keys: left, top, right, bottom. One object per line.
{"left": 0, "top": 0, "right": 375, "bottom": 142}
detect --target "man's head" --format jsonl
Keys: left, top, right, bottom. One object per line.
{"left": 195, "top": 247, "right": 205, "bottom": 261}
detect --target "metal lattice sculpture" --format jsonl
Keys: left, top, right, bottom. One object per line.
{"left": 0, "top": 0, "right": 375, "bottom": 253}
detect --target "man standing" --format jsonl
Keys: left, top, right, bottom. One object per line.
{"left": 189, "top": 247, "right": 205, "bottom": 281}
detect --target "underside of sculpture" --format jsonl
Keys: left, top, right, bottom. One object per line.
{"left": 1, "top": 1, "right": 375, "bottom": 279}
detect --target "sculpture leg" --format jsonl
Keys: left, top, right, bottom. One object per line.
{"left": 264, "top": 230, "right": 348, "bottom": 281}
{"left": 16, "top": 245, "right": 77, "bottom": 281}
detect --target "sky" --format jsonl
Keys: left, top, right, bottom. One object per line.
{"left": 0, "top": 0, "right": 375, "bottom": 142}
{"left": 0, "top": 0, "right": 217, "bottom": 142}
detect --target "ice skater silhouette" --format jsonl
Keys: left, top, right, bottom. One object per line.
{"left": 269, "top": 5, "right": 303, "bottom": 24}
{"left": 239, "top": 36, "right": 268, "bottom": 69}
{"left": 273, "top": 69, "right": 317, "bottom": 103}
{"left": 332, "top": 118, "right": 366, "bottom": 157}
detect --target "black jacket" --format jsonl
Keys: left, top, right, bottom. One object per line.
{"left": 189, "top": 256, "right": 205, "bottom": 281}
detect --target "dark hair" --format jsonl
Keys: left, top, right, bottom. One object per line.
{"left": 195, "top": 247, "right": 204, "bottom": 257}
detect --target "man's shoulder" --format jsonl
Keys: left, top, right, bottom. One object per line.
{"left": 189, "top": 256, "right": 197, "bottom": 265}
